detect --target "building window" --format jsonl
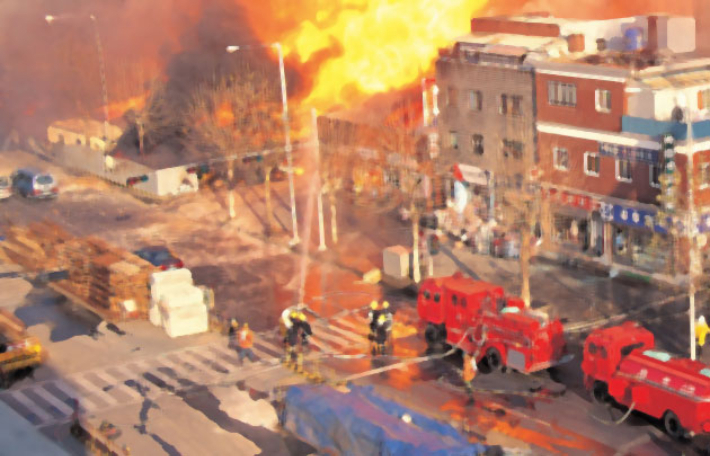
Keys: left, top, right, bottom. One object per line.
{"left": 472, "top": 134, "right": 484, "bottom": 155}
{"left": 499, "top": 94, "right": 523, "bottom": 116}
{"left": 548, "top": 81, "right": 577, "bottom": 107}
{"left": 584, "top": 152, "right": 600, "bottom": 176}
{"left": 502, "top": 139, "right": 523, "bottom": 160}
{"left": 511, "top": 95, "right": 522, "bottom": 116}
{"left": 650, "top": 164, "right": 661, "bottom": 188}
{"left": 595, "top": 89, "right": 612, "bottom": 113}
{"left": 700, "top": 89, "right": 710, "bottom": 110}
{"left": 469, "top": 90, "right": 482, "bottom": 111}
{"left": 449, "top": 131, "right": 459, "bottom": 149}
{"left": 446, "top": 87, "right": 457, "bottom": 106}
{"left": 553, "top": 147, "right": 569, "bottom": 171}
{"left": 701, "top": 163, "right": 710, "bottom": 189}
{"left": 616, "top": 159, "right": 632, "bottom": 182}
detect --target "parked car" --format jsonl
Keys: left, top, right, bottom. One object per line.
{"left": 11, "top": 168, "right": 58, "bottom": 199}
{"left": 133, "top": 246, "right": 184, "bottom": 270}
{"left": 0, "top": 176, "right": 10, "bottom": 201}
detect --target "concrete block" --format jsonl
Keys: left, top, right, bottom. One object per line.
{"left": 383, "top": 246, "right": 410, "bottom": 279}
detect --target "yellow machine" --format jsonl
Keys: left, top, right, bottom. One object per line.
{"left": 0, "top": 310, "right": 45, "bottom": 388}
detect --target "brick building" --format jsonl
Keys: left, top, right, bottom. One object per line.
{"left": 437, "top": 12, "right": 710, "bottom": 282}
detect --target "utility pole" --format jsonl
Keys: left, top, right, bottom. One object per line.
{"left": 686, "top": 110, "right": 700, "bottom": 361}
{"left": 313, "top": 108, "right": 327, "bottom": 251}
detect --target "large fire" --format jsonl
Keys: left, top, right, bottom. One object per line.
{"left": 241, "top": 0, "right": 487, "bottom": 112}
{"left": 106, "top": 94, "right": 147, "bottom": 120}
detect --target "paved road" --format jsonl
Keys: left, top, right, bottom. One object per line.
{"left": 2, "top": 147, "right": 707, "bottom": 454}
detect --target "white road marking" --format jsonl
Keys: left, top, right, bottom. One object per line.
{"left": 9, "top": 390, "right": 54, "bottom": 422}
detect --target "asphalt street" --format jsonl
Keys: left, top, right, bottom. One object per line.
{"left": 0, "top": 147, "right": 707, "bottom": 454}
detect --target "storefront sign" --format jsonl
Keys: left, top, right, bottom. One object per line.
{"left": 598, "top": 143, "right": 659, "bottom": 165}
{"left": 356, "top": 147, "right": 379, "bottom": 161}
{"left": 600, "top": 202, "right": 671, "bottom": 234}
{"left": 455, "top": 164, "right": 489, "bottom": 186}
{"left": 387, "top": 153, "right": 418, "bottom": 170}
{"left": 545, "top": 188, "right": 599, "bottom": 211}
{"left": 699, "top": 213, "right": 710, "bottom": 233}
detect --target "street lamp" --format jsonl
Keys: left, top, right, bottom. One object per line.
{"left": 226, "top": 43, "right": 300, "bottom": 246}
{"left": 45, "top": 14, "right": 110, "bottom": 153}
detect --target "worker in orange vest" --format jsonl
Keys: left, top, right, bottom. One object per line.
{"left": 238, "top": 323, "right": 257, "bottom": 365}
{"left": 462, "top": 352, "right": 477, "bottom": 406}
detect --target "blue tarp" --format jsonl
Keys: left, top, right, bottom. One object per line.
{"left": 281, "top": 385, "right": 494, "bottom": 456}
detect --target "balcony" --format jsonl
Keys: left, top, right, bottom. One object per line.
{"left": 621, "top": 116, "right": 710, "bottom": 140}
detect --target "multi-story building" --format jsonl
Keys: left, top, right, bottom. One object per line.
{"left": 435, "top": 28, "right": 537, "bottom": 221}
{"left": 437, "top": 12, "right": 710, "bottom": 282}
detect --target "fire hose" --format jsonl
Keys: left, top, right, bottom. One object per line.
{"left": 589, "top": 402, "right": 637, "bottom": 426}
{"left": 333, "top": 328, "right": 476, "bottom": 383}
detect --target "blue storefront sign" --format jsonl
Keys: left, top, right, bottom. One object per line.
{"left": 600, "top": 202, "right": 672, "bottom": 234}
{"left": 699, "top": 214, "right": 710, "bottom": 234}
{"left": 598, "top": 143, "right": 659, "bottom": 165}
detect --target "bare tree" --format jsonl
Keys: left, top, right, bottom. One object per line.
{"left": 186, "top": 73, "right": 283, "bottom": 222}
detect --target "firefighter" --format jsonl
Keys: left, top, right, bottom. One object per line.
{"left": 284, "top": 322, "right": 299, "bottom": 368}
{"left": 374, "top": 314, "right": 389, "bottom": 356}
{"left": 697, "top": 315, "right": 710, "bottom": 356}
{"left": 462, "top": 352, "right": 478, "bottom": 406}
{"left": 237, "top": 323, "right": 257, "bottom": 365}
{"left": 368, "top": 300, "right": 381, "bottom": 338}
{"left": 297, "top": 313, "right": 313, "bottom": 346}
{"left": 296, "top": 312, "right": 312, "bottom": 372}
{"left": 281, "top": 310, "right": 298, "bottom": 356}
{"left": 228, "top": 319, "right": 239, "bottom": 352}
{"left": 280, "top": 308, "right": 294, "bottom": 337}
{"left": 382, "top": 301, "right": 393, "bottom": 354}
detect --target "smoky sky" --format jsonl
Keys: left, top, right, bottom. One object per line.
{"left": 0, "top": 0, "right": 700, "bottom": 140}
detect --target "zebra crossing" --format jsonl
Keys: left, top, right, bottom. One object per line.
{"left": 0, "top": 310, "right": 380, "bottom": 428}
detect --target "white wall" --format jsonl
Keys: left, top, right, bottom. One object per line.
{"left": 626, "top": 89, "right": 656, "bottom": 118}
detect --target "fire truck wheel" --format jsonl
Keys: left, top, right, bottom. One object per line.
{"left": 486, "top": 348, "right": 503, "bottom": 372}
{"left": 591, "top": 381, "right": 611, "bottom": 405}
{"left": 424, "top": 324, "right": 440, "bottom": 348}
{"left": 663, "top": 411, "right": 685, "bottom": 440}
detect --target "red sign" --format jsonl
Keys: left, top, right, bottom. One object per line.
{"left": 545, "top": 188, "right": 599, "bottom": 211}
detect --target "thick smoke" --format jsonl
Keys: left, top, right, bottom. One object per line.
{"left": 0, "top": 0, "right": 700, "bottom": 143}
{"left": 481, "top": 0, "right": 693, "bottom": 18}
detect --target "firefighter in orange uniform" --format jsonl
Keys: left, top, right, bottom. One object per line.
{"left": 462, "top": 352, "right": 477, "bottom": 406}
{"left": 238, "top": 323, "right": 257, "bottom": 365}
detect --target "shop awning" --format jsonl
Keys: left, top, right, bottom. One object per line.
{"left": 452, "top": 163, "right": 489, "bottom": 186}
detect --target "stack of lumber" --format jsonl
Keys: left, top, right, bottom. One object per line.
{"left": 1, "top": 221, "right": 156, "bottom": 321}
{"left": 0, "top": 225, "right": 49, "bottom": 272}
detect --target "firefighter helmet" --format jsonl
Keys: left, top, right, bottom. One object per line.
{"left": 377, "top": 314, "right": 386, "bottom": 324}
{"left": 382, "top": 301, "right": 390, "bottom": 310}
{"left": 370, "top": 300, "right": 378, "bottom": 310}
{"left": 298, "top": 312, "right": 307, "bottom": 321}
{"left": 290, "top": 311, "right": 298, "bottom": 319}
{"left": 231, "top": 319, "right": 238, "bottom": 328}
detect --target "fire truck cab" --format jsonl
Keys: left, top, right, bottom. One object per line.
{"left": 418, "top": 273, "right": 567, "bottom": 374}
{"left": 583, "top": 321, "right": 710, "bottom": 440}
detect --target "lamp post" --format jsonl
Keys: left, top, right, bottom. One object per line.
{"left": 226, "top": 43, "right": 300, "bottom": 246}
{"left": 686, "top": 107, "right": 700, "bottom": 360}
{"left": 46, "top": 14, "right": 110, "bottom": 153}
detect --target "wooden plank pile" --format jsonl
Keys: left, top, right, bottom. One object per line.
{"left": 1, "top": 220, "right": 156, "bottom": 321}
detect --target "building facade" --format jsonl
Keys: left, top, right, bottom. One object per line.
{"left": 437, "top": 12, "right": 710, "bottom": 282}
{"left": 436, "top": 40, "right": 536, "bottom": 222}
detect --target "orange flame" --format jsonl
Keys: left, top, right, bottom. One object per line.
{"left": 241, "top": 0, "right": 487, "bottom": 112}
{"left": 106, "top": 94, "right": 147, "bottom": 120}
{"left": 216, "top": 102, "right": 235, "bottom": 127}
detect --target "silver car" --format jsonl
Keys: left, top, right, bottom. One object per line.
{"left": 0, "top": 176, "right": 10, "bottom": 200}
{"left": 11, "top": 168, "right": 58, "bottom": 199}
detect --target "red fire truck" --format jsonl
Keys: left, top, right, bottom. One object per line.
{"left": 583, "top": 321, "right": 710, "bottom": 440}
{"left": 417, "top": 273, "right": 568, "bottom": 373}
